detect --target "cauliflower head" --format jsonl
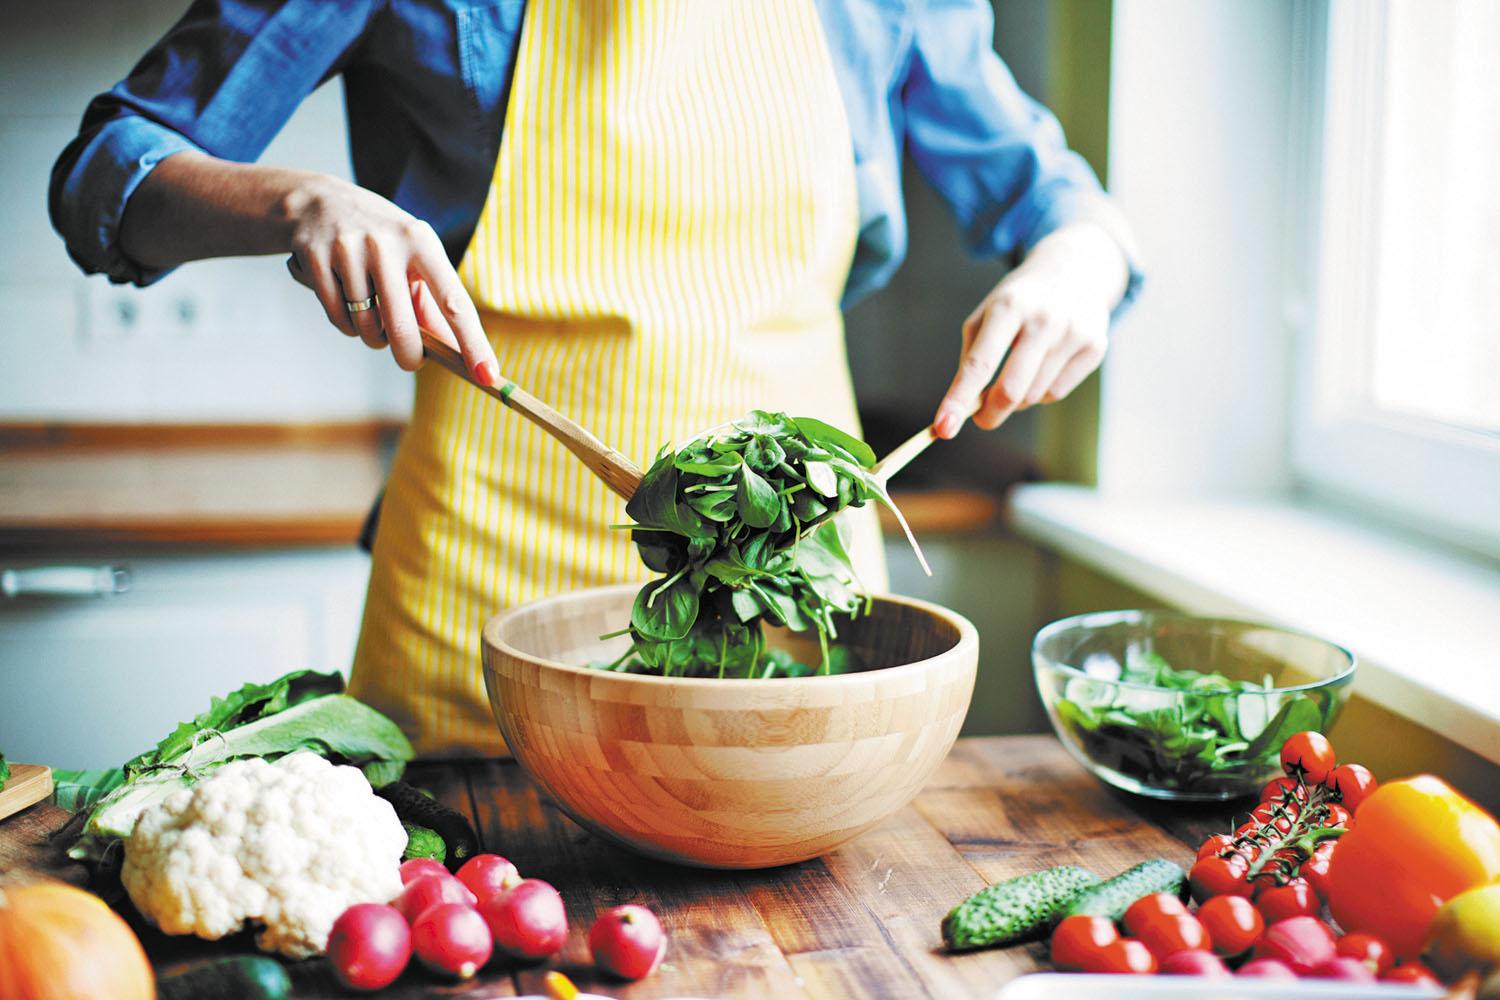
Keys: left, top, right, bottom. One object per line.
{"left": 121, "top": 750, "right": 407, "bottom": 958}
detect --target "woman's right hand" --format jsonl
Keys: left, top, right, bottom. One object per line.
{"left": 117, "top": 151, "right": 498, "bottom": 385}
{"left": 282, "top": 174, "right": 498, "bottom": 385}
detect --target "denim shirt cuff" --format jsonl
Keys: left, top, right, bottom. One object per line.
{"left": 59, "top": 117, "right": 202, "bottom": 287}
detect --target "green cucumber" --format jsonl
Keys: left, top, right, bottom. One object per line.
{"left": 941, "top": 865, "right": 1102, "bottom": 951}
{"left": 377, "top": 780, "right": 479, "bottom": 871}
{"left": 1061, "top": 858, "right": 1189, "bottom": 923}
{"left": 155, "top": 955, "right": 291, "bottom": 1000}
{"left": 402, "top": 821, "right": 447, "bottom": 864}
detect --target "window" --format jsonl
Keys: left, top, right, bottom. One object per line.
{"left": 1293, "top": 0, "right": 1500, "bottom": 559}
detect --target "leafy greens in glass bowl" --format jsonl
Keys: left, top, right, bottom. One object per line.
{"left": 1033, "top": 610, "right": 1356, "bottom": 801}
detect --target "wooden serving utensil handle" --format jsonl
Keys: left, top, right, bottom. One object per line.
{"left": 419, "top": 330, "right": 644, "bottom": 501}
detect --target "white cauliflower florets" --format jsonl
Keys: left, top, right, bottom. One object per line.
{"left": 121, "top": 750, "right": 407, "bottom": 958}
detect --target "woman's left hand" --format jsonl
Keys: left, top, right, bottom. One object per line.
{"left": 933, "top": 222, "right": 1129, "bottom": 439}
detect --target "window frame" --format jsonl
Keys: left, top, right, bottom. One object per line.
{"left": 1289, "top": 0, "right": 1500, "bottom": 561}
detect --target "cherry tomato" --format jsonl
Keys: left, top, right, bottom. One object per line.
{"left": 1336, "top": 932, "right": 1394, "bottom": 976}
{"left": 1301, "top": 840, "right": 1338, "bottom": 900}
{"left": 1080, "top": 937, "right": 1157, "bottom": 974}
{"left": 1255, "top": 878, "right": 1320, "bottom": 923}
{"left": 1136, "top": 912, "right": 1210, "bottom": 961}
{"left": 1280, "top": 731, "right": 1336, "bottom": 784}
{"left": 1324, "top": 764, "right": 1377, "bottom": 813}
{"left": 1381, "top": 961, "right": 1442, "bottom": 986}
{"left": 1197, "top": 834, "right": 1235, "bottom": 861}
{"left": 1122, "top": 892, "right": 1189, "bottom": 938}
{"left": 1196, "top": 894, "right": 1264, "bottom": 957}
{"left": 1260, "top": 776, "right": 1307, "bottom": 804}
{"left": 1050, "top": 914, "right": 1119, "bottom": 971}
{"left": 1247, "top": 805, "right": 1296, "bottom": 835}
{"left": 1316, "top": 803, "right": 1352, "bottom": 830}
{"left": 1190, "top": 855, "right": 1252, "bottom": 902}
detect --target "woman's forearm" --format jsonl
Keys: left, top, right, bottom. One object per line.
{"left": 117, "top": 150, "right": 327, "bottom": 269}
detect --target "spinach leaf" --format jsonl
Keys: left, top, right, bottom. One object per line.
{"left": 1053, "top": 651, "right": 1334, "bottom": 794}
{"left": 602, "top": 410, "right": 916, "bottom": 678}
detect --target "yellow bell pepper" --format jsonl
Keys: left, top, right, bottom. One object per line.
{"left": 1423, "top": 882, "right": 1500, "bottom": 985}
{"left": 1326, "top": 774, "right": 1500, "bottom": 958}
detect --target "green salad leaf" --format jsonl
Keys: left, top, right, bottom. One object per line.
{"left": 0, "top": 751, "right": 9, "bottom": 791}
{"left": 1054, "top": 650, "right": 1334, "bottom": 795}
{"left": 601, "top": 410, "right": 921, "bottom": 678}
{"left": 52, "top": 670, "right": 413, "bottom": 868}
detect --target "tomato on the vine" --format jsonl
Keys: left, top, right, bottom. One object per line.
{"left": 1255, "top": 877, "right": 1320, "bottom": 923}
{"left": 1050, "top": 914, "right": 1119, "bottom": 970}
{"left": 1196, "top": 894, "right": 1263, "bottom": 957}
{"left": 1301, "top": 839, "right": 1338, "bottom": 900}
{"left": 1336, "top": 932, "right": 1394, "bottom": 977}
{"left": 1320, "top": 803, "right": 1352, "bottom": 829}
{"left": 1189, "top": 855, "right": 1252, "bottom": 901}
{"left": 1260, "top": 776, "right": 1306, "bottom": 803}
{"left": 1280, "top": 731, "right": 1336, "bottom": 785}
{"left": 1324, "top": 763, "right": 1377, "bottom": 813}
{"left": 1196, "top": 833, "right": 1235, "bottom": 861}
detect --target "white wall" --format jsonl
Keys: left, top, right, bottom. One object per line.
{"left": 0, "top": 0, "right": 412, "bottom": 422}
{"left": 1100, "top": 0, "right": 1300, "bottom": 497}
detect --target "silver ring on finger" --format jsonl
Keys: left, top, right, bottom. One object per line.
{"left": 345, "top": 294, "right": 379, "bottom": 314}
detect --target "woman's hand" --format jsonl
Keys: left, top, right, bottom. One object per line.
{"left": 283, "top": 174, "right": 497, "bottom": 384}
{"left": 117, "top": 151, "right": 498, "bottom": 385}
{"left": 932, "top": 222, "right": 1129, "bottom": 439}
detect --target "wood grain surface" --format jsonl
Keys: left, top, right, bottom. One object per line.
{"left": 0, "top": 736, "right": 1236, "bottom": 999}
{"left": 0, "top": 764, "right": 53, "bottom": 821}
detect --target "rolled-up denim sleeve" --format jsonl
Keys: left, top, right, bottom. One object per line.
{"left": 902, "top": 0, "right": 1144, "bottom": 315}
{"left": 49, "top": 0, "right": 375, "bottom": 286}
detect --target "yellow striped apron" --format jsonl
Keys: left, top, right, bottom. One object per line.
{"left": 348, "top": 0, "right": 886, "bottom": 756}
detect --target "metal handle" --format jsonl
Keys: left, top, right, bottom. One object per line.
{"left": 1, "top": 565, "right": 132, "bottom": 599}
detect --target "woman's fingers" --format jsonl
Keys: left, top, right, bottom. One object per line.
{"left": 287, "top": 250, "right": 358, "bottom": 338}
{"left": 935, "top": 303, "right": 1021, "bottom": 439}
{"left": 409, "top": 234, "right": 498, "bottom": 385}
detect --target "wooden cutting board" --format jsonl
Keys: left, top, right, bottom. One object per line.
{"left": 0, "top": 764, "right": 53, "bottom": 820}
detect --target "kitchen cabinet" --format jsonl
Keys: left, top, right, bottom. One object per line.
{"left": 1, "top": 735, "right": 1231, "bottom": 999}
{"left": 0, "top": 547, "right": 371, "bottom": 769}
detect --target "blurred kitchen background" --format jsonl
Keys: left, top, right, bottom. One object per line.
{"left": 4, "top": 0, "right": 1498, "bottom": 810}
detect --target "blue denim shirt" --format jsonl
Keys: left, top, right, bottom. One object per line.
{"left": 49, "top": 0, "right": 1142, "bottom": 310}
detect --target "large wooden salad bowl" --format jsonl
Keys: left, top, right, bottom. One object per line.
{"left": 481, "top": 584, "right": 978, "bottom": 868}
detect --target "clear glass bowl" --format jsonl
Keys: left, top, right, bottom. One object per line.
{"left": 1033, "top": 610, "right": 1356, "bottom": 802}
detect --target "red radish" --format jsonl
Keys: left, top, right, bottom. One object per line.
{"left": 1158, "top": 950, "right": 1230, "bottom": 977}
{"left": 328, "top": 903, "right": 412, "bottom": 991}
{"left": 1309, "top": 956, "right": 1379, "bottom": 982}
{"left": 394, "top": 872, "right": 477, "bottom": 924}
{"left": 411, "top": 901, "right": 492, "bottom": 979}
{"left": 1236, "top": 957, "right": 1298, "bottom": 979}
{"left": 480, "top": 879, "right": 568, "bottom": 960}
{"left": 589, "top": 904, "right": 667, "bottom": 980}
{"left": 1251, "top": 915, "right": 1338, "bottom": 975}
{"left": 399, "top": 858, "right": 449, "bottom": 885}
{"left": 455, "top": 854, "right": 521, "bottom": 903}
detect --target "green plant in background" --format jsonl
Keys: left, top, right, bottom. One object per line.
{"left": 0, "top": 750, "right": 10, "bottom": 791}
{"left": 1055, "top": 650, "right": 1332, "bottom": 794}
{"left": 598, "top": 410, "right": 923, "bottom": 678}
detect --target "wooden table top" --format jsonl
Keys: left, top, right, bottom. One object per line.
{"left": 0, "top": 735, "right": 1236, "bottom": 999}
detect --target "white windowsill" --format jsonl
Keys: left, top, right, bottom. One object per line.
{"left": 1008, "top": 482, "right": 1500, "bottom": 766}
